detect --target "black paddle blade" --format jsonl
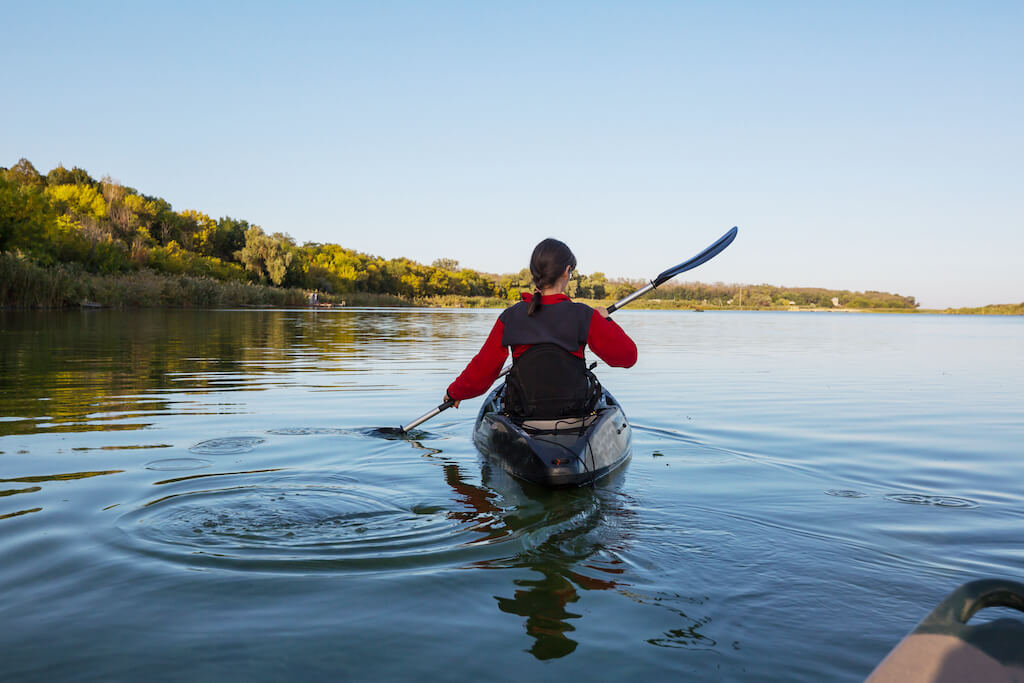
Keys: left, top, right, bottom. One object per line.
{"left": 652, "top": 226, "right": 738, "bottom": 287}
{"left": 361, "top": 426, "right": 432, "bottom": 440}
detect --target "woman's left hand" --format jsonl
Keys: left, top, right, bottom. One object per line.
{"left": 444, "top": 392, "right": 461, "bottom": 408}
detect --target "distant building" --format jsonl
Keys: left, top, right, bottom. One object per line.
{"left": 832, "top": 297, "right": 840, "bottom": 307}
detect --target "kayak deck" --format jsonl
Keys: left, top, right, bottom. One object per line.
{"left": 868, "top": 579, "right": 1024, "bottom": 681}
{"left": 472, "top": 384, "right": 632, "bottom": 488}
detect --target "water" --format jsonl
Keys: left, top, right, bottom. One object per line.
{"left": 1, "top": 308, "right": 1022, "bottom": 680}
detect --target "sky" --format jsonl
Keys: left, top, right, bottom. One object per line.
{"left": 2, "top": 1, "right": 1021, "bottom": 308}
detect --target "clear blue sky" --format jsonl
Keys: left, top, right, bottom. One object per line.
{"left": 3, "top": 1, "right": 1021, "bottom": 308}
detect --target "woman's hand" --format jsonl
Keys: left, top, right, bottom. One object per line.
{"left": 594, "top": 306, "right": 610, "bottom": 318}
{"left": 444, "top": 392, "right": 461, "bottom": 408}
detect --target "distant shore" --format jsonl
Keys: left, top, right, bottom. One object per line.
{"left": 9, "top": 159, "right": 1012, "bottom": 316}
{"left": 2, "top": 262, "right": 1019, "bottom": 315}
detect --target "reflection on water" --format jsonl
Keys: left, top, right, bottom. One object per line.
{"left": 2, "top": 309, "right": 1023, "bottom": 680}
{"left": 0, "top": 469, "right": 124, "bottom": 483}
{"left": 189, "top": 436, "right": 266, "bottom": 455}
{"left": 472, "top": 464, "right": 637, "bottom": 660}
{"left": 0, "top": 507, "right": 42, "bottom": 520}
{"left": 114, "top": 423, "right": 638, "bottom": 661}
{"left": 0, "top": 486, "right": 42, "bottom": 497}
{"left": 145, "top": 458, "right": 213, "bottom": 471}
{"left": 0, "top": 309, "right": 467, "bottom": 437}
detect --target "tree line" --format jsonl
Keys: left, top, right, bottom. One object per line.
{"left": 1, "top": 158, "right": 918, "bottom": 309}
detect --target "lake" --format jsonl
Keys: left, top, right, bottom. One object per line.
{"left": 1, "top": 308, "right": 1022, "bottom": 680}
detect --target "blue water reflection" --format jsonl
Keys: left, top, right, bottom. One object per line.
{"left": 1, "top": 309, "right": 1022, "bottom": 680}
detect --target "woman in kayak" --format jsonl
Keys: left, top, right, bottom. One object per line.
{"left": 445, "top": 238, "right": 637, "bottom": 419}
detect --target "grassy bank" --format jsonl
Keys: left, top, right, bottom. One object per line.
{"left": 1, "top": 253, "right": 310, "bottom": 309}
{"left": 0, "top": 254, "right": 504, "bottom": 310}
{"left": 412, "top": 294, "right": 511, "bottom": 308}
{"left": 4, "top": 254, "right": 1020, "bottom": 314}
{"left": 939, "top": 303, "right": 1024, "bottom": 315}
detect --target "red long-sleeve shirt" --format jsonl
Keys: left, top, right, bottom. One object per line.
{"left": 446, "top": 293, "right": 638, "bottom": 401}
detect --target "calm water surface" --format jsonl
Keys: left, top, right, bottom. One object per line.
{"left": 1, "top": 308, "right": 1022, "bottom": 680}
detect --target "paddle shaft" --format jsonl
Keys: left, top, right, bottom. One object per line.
{"left": 605, "top": 282, "right": 655, "bottom": 315}
{"left": 398, "top": 226, "right": 738, "bottom": 432}
{"left": 606, "top": 225, "right": 738, "bottom": 314}
{"left": 400, "top": 366, "right": 513, "bottom": 432}
{"left": 401, "top": 399, "right": 456, "bottom": 433}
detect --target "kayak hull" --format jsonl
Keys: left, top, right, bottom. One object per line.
{"left": 472, "top": 384, "right": 632, "bottom": 488}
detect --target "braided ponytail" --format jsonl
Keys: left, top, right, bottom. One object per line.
{"left": 527, "top": 238, "right": 577, "bottom": 317}
{"left": 527, "top": 289, "right": 544, "bottom": 316}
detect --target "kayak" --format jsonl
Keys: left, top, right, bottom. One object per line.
{"left": 868, "top": 578, "right": 1024, "bottom": 681}
{"left": 472, "top": 383, "right": 632, "bottom": 488}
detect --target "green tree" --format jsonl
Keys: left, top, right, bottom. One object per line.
{"left": 178, "top": 209, "right": 217, "bottom": 254}
{"left": 46, "top": 164, "right": 96, "bottom": 187}
{"left": 210, "top": 216, "right": 249, "bottom": 261}
{"left": 582, "top": 272, "right": 607, "bottom": 299}
{"left": 0, "top": 175, "right": 54, "bottom": 254}
{"left": 431, "top": 257, "right": 460, "bottom": 271}
{"left": 45, "top": 183, "right": 108, "bottom": 219}
{"left": 609, "top": 282, "right": 635, "bottom": 300}
{"left": 235, "top": 226, "right": 294, "bottom": 285}
{"left": 4, "top": 158, "right": 44, "bottom": 188}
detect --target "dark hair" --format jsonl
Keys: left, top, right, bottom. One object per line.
{"left": 527, "top": 238, "right": 576, "bottom": 316}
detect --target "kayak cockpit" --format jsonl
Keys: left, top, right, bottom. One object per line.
{"left": 472, "top": 385, "right": 631, "bottom": 488}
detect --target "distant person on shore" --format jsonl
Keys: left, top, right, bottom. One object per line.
{"left": 444, "top": 238, "right": 637, "bottom": 419}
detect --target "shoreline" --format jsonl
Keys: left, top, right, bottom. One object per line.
{"left": 2, "top": 300, "right": 1018, "bottom": 316}
{"left": 2, "top": 256, "right": 1017, "bottom": 315}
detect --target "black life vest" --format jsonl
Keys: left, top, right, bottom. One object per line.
{"left": 499, "top": 298, "right": 592, "bottom": 351}
{"left": 499, "top": 300, "right": 601, "bottom": 420}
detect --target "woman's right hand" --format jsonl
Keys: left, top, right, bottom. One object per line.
{"left": 594, "top": 306, "right": 610, "bottom": 318}
{"left": 444, "top": 392, "right": 461, "bottom": 409}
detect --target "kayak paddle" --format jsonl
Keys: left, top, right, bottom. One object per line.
{"left": 606, "top": 225, "right": 738, "bottom": 313}
{"left": 397, "top": 225, "right": 739, "bottom": 434}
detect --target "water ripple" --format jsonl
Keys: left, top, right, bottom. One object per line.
{"left": 189, "top": 436, "right": 265, "bottom": 455}
{"left": 825, "top": 489, "right": 868, "bottom": 498}
{"left": 145, "top": 458, "right": 213, "bottom": 471}
{"left": 265, "top": 427, "right": 348, "bottom": 436}
{"left": 111, "top": 471, "right": 548, "bottom": 574}
{"left": 884, "top": 493, "right": 979, "bottom": 509}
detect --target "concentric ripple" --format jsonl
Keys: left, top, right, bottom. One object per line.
{"left": 112, "top": 472, "right": 545, "bottom": 573}
{"left": 189, "top": 436, "right": 265, "bottom": 455}
{"left": 825, "top": 489, "right": 868, "bottom": 498}
{"left": 884, "top": 493, "right": 979, "bottom": 509}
